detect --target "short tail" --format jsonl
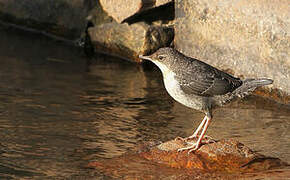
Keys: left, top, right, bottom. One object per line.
{"left": 243, "top": 78, "right": 273, "bottom": 88}
{"left": 217, "top": 78, "right": 273, "bottom": 105}
{"left": 233, "top": 78, "right": 273, "bottom": 98}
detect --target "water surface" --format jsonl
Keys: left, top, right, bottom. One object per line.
{"left": 0, "top": 25, "right": 289, "bottom": 179}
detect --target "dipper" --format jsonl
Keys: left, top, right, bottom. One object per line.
{"left": 139, "top": 47, "right": 273, "bottom": 153}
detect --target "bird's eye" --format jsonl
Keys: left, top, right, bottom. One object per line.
{"left": 158, "top": 55, "right": 165, "bottom": 60}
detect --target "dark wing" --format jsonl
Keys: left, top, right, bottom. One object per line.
{"left": 176, "top": 58, "right": 243, "bottom": 97}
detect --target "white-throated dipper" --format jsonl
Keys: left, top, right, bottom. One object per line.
{"left": 139, "top": 47, "right": 273, "bottom": 153}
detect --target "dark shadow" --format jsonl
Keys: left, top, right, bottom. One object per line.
{"left": 122, "top": 2, "right": 174, "bottom": 25}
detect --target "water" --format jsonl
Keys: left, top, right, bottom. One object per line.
{"left": 0, "top": 25, "right": 289, "bottom": 179}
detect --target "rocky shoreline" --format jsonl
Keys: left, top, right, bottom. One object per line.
{"left": 1, "top": 0, "right": 288, "bottom": 103}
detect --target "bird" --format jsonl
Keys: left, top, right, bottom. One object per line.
{"left": 139, "top": 47, "right": 273, "bottom": 153}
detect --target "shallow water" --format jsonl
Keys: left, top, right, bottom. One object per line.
{"left": 0, "top": 25, "right": 289, "bottom": 179}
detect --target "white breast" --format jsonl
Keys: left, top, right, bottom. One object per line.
{"left": 152, "top": 61, "right": 203, "bottom": 111}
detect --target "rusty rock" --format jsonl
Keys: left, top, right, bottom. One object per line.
{"left": 140, "top": 139, "right": 287, "bottom": 172}
{"left": 89, "top": 139, "right": 289, "bottom": 179}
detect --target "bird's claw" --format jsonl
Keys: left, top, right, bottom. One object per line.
{"left": 176, "top": 135, "right": 217, "bottom": 154}
{"left": 177, "top": 142, "right": 200, "bottom": 154}
{"left": 175, "top": 135, "right": 215, "bottom": 143}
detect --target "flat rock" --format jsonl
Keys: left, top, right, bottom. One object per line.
{"left": 175, "top": 0, "right": 290, "bottom": 102}
{"left": 141, "top": 138, "right": 287, "bottom": 172}
{"left": 89, "top": 138, "right": 289, "bottom": 179}
{"left": 88, "top": 22, "right": 174, "bottom": 62}
{"left": 99, "top": 0, "right": 172, "bottom": 23}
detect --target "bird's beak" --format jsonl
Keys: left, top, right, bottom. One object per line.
{"left": 139, "top": 55, "right": 153, "bottom": 61}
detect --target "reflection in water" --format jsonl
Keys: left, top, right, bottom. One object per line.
{"left": 0, "top": 25, "right": 289, "bottom": 179}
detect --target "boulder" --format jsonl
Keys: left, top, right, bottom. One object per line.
{"left": 88, "top": 22, "right": 174, "bottom": 62}
{"left": 88, "top": 139, "right": 289, "bottom": 179}
{"left": 175, "top": 0, "right": 290, "bottom": 102}
{"left": 0, "top": 0, "right": 100, "bottom": 40}
{"left": 99, "top": 0, "right": 173, "bottom": 23}
{"left": 141, "top": 139, "right": 287, "bottom": 171}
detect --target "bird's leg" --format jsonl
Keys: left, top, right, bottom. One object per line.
{"left": 175, "top": 116, "right": 207, "bottom": 141}
{"left": 178, "top": 114, "right": 212, "bottom": 153}
{"left": 187, "top": 116, "right": 207, "bottom": 139}
{"left": 187, "top": 115, "right": 211, "bottom": 153}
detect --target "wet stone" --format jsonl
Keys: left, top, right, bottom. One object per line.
{"left": 89, "top": 138, "right": 289, "bottom": 179}
{"left": 140, "top": 139, "right": 288, "bottom": 171}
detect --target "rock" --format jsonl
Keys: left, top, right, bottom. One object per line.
{"left": 99, "top": 0, "right": 142, "bottom": 24}
{"left": 141, "top": 139, "right": 287, "bottom": 171}
{"left": 86, "top": 0, "right": 114, "bottom": 27}
{"left": 88, "top": 139, "right": 289, "bottom": 179}
{"left": 0, "top": 0, "right": 99, "bottom": 40}
{"left": 155, "top": 0, "right": 172, "bottom": 7}
{"left": 0, "top": 0, "right": 174, "bottom": 62}
{"left": 175, "top": 0, "right": 290, "bottom": 101}
{"left": 88, "top": 22, "right": 174, "bottom": 62}
{"left": 99, "top": 0, "right": 172, "bottom": 23}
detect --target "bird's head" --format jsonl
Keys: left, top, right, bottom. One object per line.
{"left": 139, "top": 47, "right": 186, "bottom": 76}
{"left": 139, "top": 48, "right": 179, "bottom": 74}
{"left": 139, "top": 47, "right": 174, "bottom": 64}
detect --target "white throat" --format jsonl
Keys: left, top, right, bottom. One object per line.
{"left": 152, "top": 60, "right": 180, "bottom": 100}
{"left": 151, "top": 60, "right": 171, "bottom": 75}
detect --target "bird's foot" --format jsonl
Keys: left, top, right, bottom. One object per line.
{"left": 174, "top": 134, "right": 199, "bottom": 142}
{"left": 176, "top": 135, "right": 216, "bottom": 154}
{"left": 175, "top": 135, "right": 216, "bottom": 143}
{"left": 177, "top": 141, "right": 200, "bottom": 154}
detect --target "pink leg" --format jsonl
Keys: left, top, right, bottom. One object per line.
{"left": 175, "top": 116, "right": 207, "bottom": 141}
{"left": 187, "top": 116, "right": 207, "bottom": 139}
{"left": 178, "top": 116, "right": 212, "bottom": 153}
{"left": 188, "top": 116, "right": 211, "bottom": 153}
